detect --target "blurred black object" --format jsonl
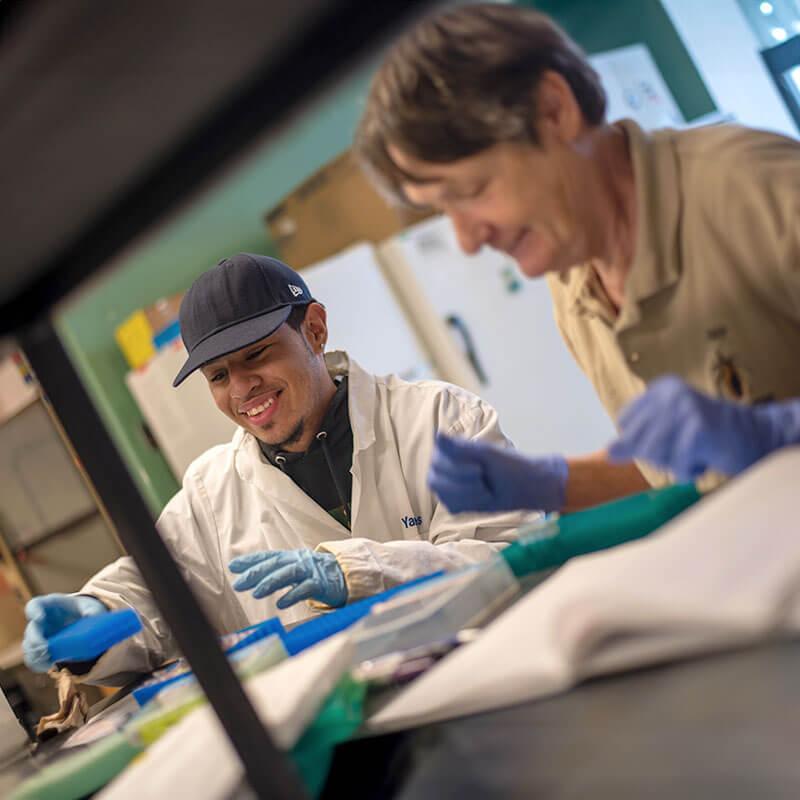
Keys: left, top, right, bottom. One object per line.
{"left": 1, "top": 1, "right": 433, "bottom": 796}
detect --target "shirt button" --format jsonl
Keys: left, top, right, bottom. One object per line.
{"left": 628, "top": 351, "right": 640, "bottom": 364}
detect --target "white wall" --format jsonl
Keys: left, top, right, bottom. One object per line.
{"left": 661, "top": 0, "right": 798, "bottom": 137}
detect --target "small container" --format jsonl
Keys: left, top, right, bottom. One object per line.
{"left": 352, "top": 558, "right": 519, "bottom": 664}
{"left": 502, "top": 483, "right": 702, "bottom": 578}
{"left": 48, "top": 609, "right": 142, "bottom": 664}
{"left": 281, "top": 570, "right": 445, "bottom": 656}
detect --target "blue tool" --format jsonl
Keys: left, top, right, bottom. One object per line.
{"left": 132, "top": 616, "right": 286, "bottom": 706}
{"left": 48, "top": 609, "right": 142, "bottom": 664}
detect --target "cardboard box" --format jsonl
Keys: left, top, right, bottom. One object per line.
{"left": 144, "top": 292, "right": 183, "bottom": 337}
{"left": 0, "top": 566, "right": 26, "bottom": 651}
{"left": 265, "top": 150, "right": 432, "bottom": 269}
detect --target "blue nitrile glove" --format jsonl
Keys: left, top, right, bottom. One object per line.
{"left": 427, "top": 433, "right": 568, "bottom": 514}
{"left": 229, "top": 549, "right": 348, "bottom": 609}
{"left": 608, "top": 375, "right": 800, "bottom": 481}
{"left": 23, "top": 594, "right": 108, "bottom": 673}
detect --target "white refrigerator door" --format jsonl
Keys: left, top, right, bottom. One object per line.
{"left": 299, "top": 243, "right": 433, "bottom": 382}
{"left": 379, "top": 216, "right": 616, "bottom": 455}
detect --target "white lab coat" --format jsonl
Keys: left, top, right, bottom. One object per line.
{"left": 82, "top": 352, "right": 535, "bottom": 684}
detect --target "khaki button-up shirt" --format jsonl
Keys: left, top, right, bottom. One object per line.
{"left": 548, "top": 120, "right": 800, "bottom": 485}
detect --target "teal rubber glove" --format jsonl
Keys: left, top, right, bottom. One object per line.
{"left": 609, "top": 376, "right": 800, "bottom": 481}
{"left": 229, "top": 549, "right": 348, "bottom": 609}
{"left": 23, "top": 594, "right": 108, "bottom": 673}
{"left": 428, "top": 433, "right": 568, "bottom": 513}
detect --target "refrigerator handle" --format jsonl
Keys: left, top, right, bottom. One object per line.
{"left": 445, "top": 314, "right": 489, "bottom": 386}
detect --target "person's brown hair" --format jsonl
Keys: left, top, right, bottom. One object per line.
{"left": 354, "top": 3, "right": 606, "bottom": 205}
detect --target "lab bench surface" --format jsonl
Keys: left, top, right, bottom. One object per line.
{"left": 323, "top": 639, "right": 800, "bottom": 800}
{"left": 0, "top": 680, "right": 137, "bottom": 798}
{"left": 3, "top": 640, "right": 799, "bottom": 798}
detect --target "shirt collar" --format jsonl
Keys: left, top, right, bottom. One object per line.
{"left": 558, "top": 119, "right": 682, "bottom": 326}
{"left": 619, "top": 119, "right": 682, "bottom": 318}
{"left": 335, "top": 351, "right": 377, "bottom": 453}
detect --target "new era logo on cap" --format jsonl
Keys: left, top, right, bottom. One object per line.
{"left": 288, "top": 284, "right": 304, "bottom": 297}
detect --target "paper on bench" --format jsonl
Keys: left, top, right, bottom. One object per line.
{"left": 370, "top": 448, "right": 800, "bottom": 731}
{"left": 98, "top": 633, "right": 352, "bottom": 799}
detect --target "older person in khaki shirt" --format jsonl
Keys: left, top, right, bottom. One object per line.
{"left": 355, "top": 3, "right": 800, "bottom": 514}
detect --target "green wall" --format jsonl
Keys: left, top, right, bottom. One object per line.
{"left": 56, "top": 68, "right": 376, "bottom": 515}
{"left": 55, "top": 1, "right": 716, "bottom": 518}
{"left": 529, "top": 0, "right": 716, "bottom": 120}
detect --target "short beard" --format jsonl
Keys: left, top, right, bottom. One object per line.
{"left": 267, "top": 418, "right": 305, "bottom": 451}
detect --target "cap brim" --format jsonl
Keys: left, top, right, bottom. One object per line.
{"left": 172, "top": 306, "right": 292, "bottom": 387}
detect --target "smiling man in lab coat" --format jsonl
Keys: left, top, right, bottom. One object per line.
{"left": 22, "top": 253, "right": 530, "bottom": 683}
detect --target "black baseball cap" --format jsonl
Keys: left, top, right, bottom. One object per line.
{"left": 173, "top": 253, "right": 313, "bottom": 387}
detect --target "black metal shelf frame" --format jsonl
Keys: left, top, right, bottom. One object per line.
{"left": 5, "top": 2, "right": 436, "bottom": 797}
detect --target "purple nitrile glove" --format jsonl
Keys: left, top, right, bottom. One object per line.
{"left": 23, "top": 594, "right": 108, "bottom": 673}
{"left": 427, "top": 433, "right": 568, "bottom": 514}
{"left": 229, "top": 549, "right": 348, "bottom": 609}
{"left": 608, "top": 375, "right": 800, "bottom": 481}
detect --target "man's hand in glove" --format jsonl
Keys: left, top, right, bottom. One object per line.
{"left": 229, "top": 549, "right": 348, "bottom": 609}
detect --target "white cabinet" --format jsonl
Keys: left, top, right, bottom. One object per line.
{"left": 126, "top": 340, "right": 239, "bottom": 482}
{"left": 299, "top": 243, "right": 433, "bottom": 382}
{"left": 0, "top": 390, "right": 122, "bottom": 597}
{"left": 378, "top": 216, "right": 616, "bottom": 455}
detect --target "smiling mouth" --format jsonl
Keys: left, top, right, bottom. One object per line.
{"left": 243, "top": 397, "right": 274, "bottom": 417}
{"left": 239, "top": 390, "right": 282, "bottom": 424}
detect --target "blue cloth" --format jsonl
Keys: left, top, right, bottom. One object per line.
{"left": 609, "top": 375, "right": 800, "bottom": 481}
{"left": 229, "top": 549, "right": 348, "bottom": 609}
{"left": 427, "top": 433, "right": 568, "bottom": 514}
{"left": 23, "top": 594, "right": 107, "bottom": 673}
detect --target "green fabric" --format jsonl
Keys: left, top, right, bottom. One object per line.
{"left": 290, "top": 675, "right": 367, "bottom": 797}
{"left": 9, "top": 733, "right": 143, "bottom": 800}
{"left": 502, "top": 483, "right": 702, "bottom": 578}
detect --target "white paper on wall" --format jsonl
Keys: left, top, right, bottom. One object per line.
{"left": 590, "top": 44, "right": 685, "bottom": 129}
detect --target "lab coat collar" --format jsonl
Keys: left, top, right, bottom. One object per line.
{"left": 333, "top": 351, "right": 377, "bottom": 454}
{"left": 229, "top": 351, "right": 375, "bottom": 533}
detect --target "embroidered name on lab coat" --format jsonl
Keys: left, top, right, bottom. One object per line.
{"left": 401, "top": 515, "right": 423, "bottom": 529}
